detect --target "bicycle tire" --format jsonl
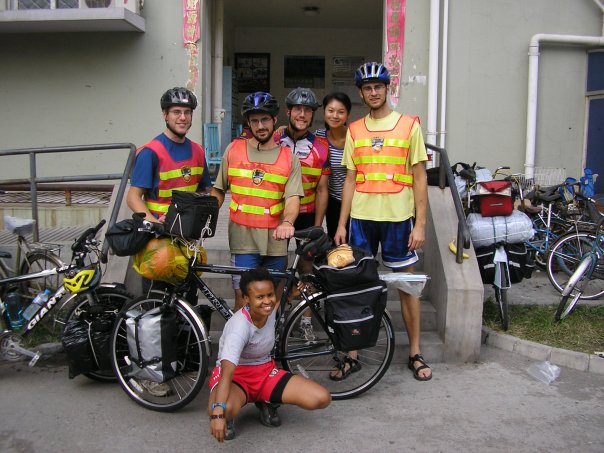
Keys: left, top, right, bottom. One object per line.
{"left": 19, "top": 251, "right": 64, "bottom": 303}
{"left": 493, "top": 277, "right": 509, "bottom": 331}
{"left": 280, "top": 300, "right": 394, "bottom": 400}
{"left": 546, "top": 231, "right": 604, "bottom": 300}
{"left": 555, "top": 255, "right": 594, "bottom": 321}
{"left": 63, "top": 285, "right": 133, "bottom": 382}
{"left": 110, "top": 296, "right": 208, "bottom": 412}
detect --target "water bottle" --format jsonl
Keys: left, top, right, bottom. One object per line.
{"left": 22, "top": 289, "right": 51, "bottom": 322}
{"left": 4, "top": 289, "right": 25, "bottom": 329}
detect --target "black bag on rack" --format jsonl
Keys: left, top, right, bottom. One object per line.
{"left": 105, "top": 216, "right": 151, "bottom": 257}
{"left": 312, "top": 246, "right": 380, "bottom": 293}
{"left": 506, "top": 242, "right": 535, "bottom": 283}
{"left": 164, "top": 192, "right": 219, "bottom": 240}
{"left": 324, "top": 281, "right": 388, "bottom": 351}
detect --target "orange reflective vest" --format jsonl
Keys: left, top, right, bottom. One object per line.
{"left": 349, "top": 115, "right": 417, "bottom": 193}
{"left": 298, "top": 136, "right": 329, "bottom": 214}
{"left": 227, "top": 139, "right": 292, "bottom": 229}
{"left": 138, "top": 139, "right": 206, "bottom": 217}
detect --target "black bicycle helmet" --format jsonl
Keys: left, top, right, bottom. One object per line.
{"left": 354, "top": 62, "right": 391, "bottom": 88}
{"left": 300, "top": 233, "right": 333, "bottom": 261}
{"left": 241, "top": 92, "right": 280, "bottom": 117}
{"left": 160, "top": 87, "right": 198, "bottom": 110}
{"left": 285, "top": 87, "right": 320, "bottom": 111}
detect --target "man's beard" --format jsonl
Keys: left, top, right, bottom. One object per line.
{"left": 166, "top": 122, "right": 189, "bottom": 139}
{"left": 252, "top": 127, "right": 274, "bottom": 144}
{"left": 288, "top": 114, "right": 313, "bottom": 133}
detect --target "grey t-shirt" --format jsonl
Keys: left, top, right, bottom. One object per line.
{"left": 217, "top": 307, "right": 276, "bottom": 366}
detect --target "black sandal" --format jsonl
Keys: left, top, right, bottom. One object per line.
{"left": 329, "top": 356, "right": 362, "bottom": 381}
{"left": 408, "top": 354, "right": 433, "bottom": 381}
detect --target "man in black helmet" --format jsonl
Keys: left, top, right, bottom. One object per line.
{"left": 126, "top": 88, "right": 214, "bottom": 397}
{"left": 127, "top": 87, "right": 212, "bottom": 221}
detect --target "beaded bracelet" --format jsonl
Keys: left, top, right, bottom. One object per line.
{"left": 209, "top": 414, "right": 225, "bottom": 420}
{"left": 282, "top": 219, "right": 293, "bottom": 226}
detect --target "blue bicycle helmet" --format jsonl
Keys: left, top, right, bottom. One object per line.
{"left": 241, "top": 92, "right": 280, "bottom": 117}
{"left": 354, "top": 62, "right": 391, "bottom": 88}
{"left": 160, "top": 87, "right": 198, "bottom": 110}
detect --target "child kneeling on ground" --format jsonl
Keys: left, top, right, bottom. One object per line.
{"left": 208, "top": 267, "right": 331, "bottom": 442}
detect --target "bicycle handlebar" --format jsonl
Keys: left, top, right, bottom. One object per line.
{"left": 71, "top": 219, "right": 106, "bottom": 254}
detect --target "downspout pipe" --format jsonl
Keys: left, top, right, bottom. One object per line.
{"left": 524, "top": 33, "right": 604, "bottom": 179}
{"left": 426, "top": 0, "right": 440, "bottom": 167}
{"left": 438, "top": 0, "right": 449, "bottom": 150}
{"left": 212, "top": 0, "right": 225, "bottom": 139}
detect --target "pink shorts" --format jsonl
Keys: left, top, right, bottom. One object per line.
{"left": 209, "top": 359, "right": 292, "bottom": 404}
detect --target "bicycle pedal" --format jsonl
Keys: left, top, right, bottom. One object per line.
{"left": 28, "top": 352, "right": 41, "bottom": 367}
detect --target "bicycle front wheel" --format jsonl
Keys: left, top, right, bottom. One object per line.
{"left": 280, "top": 301, "right": 394, "bottom": 400}
{"left": 555, "top": 255, "right": 595, "bottom": 321}
{"left": 110, "top": 296, "right": 208, "bottom": 412}
{"left": 19, "top": 251, "right": 64, "bottom": 303}
{"left": 63, "top": 285, "right": 133, "bottom": 382}
{"left": 546, "top": 232, "right": 604, "bottom": 300}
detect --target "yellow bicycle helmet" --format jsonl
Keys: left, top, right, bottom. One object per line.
{"left": 63, "top": 266, "right": 100, "bottom": 294}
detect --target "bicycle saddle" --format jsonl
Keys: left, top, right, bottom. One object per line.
{"left": 293, "top": 226, "right": 325, "bottom": 241}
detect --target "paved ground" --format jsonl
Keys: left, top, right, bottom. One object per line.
{"left": 0, "top": 345, "right": 602, "bottom": 453}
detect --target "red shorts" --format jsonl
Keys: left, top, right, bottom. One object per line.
{"left": 209, "top": 359, "right": 292, "bottom": 404}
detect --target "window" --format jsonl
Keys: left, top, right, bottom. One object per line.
{"left": 284, "top": 56, "right": 325, "bottom": 89}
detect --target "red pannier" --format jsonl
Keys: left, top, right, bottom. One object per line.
{"left": 476, "top": 180, "right": 513, "bottom": 217}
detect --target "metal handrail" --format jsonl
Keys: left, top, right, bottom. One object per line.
{"left": 0, "top": 143, "right": 136, "bottom": 244}
{"left": 426, "top": 144, "right": 471, "bottom": 263}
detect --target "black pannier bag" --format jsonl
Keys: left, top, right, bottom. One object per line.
{"left": 325, "top": 282, "right": 388, "bottom": 351}
{"left": 506, "top": 242, "right": 535, "bottom": 283}
{"left": 105, "top": 216, "right": 151, "bottom": 257}
{"left": 313, "top": 246, "right": 380, "bottom": 293}
{"left": 124, "top": 305, "right": 179, "bottom": 383}
{"left": 475, "top": 244, "right": 496, "bottom": 284}
{"left": 61, "top": 310, "right": 116, "bottom": 379}
{"left": 164, "top": 192, "right": 219, "bottom": 240}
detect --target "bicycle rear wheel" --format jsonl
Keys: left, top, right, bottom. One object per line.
{"left": 493, "top": 283, "right": 509, "bottom": 330}
{"left": 19, "top": 251, "right": 64, "bottom": 303}
{"left": 280, "top": 300, "right": 394, "bottom": 400}
{"left": 62, "top": 285, "right": 133, "bottom": 382}
{"left": 555, "top": 255, "right": 594, "bottom": 321}
{"left": 546, "top": 232, "right": 604, "bottom": 300}
{"left": 110, "top": 296, "right": 208, "bottom": 412}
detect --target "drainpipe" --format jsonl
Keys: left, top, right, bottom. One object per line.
{"left": 426, "top": 0, "right": 440, "bottom": 167}
{"left": 595, "top": 0, "right": 604, "bottom": 34}
{"left": 438, "top": 0, "right": 449, "bottom": 150}
{"left": 212, "top": 0, "right": 225, "bottom": 139}
{"left": 525, "top": 33, "right": 604, "bottom": 179}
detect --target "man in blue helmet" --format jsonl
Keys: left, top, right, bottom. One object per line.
{"left": 334, "top": 62, "right": 432, "bottom": 382}
{"left": 211, "top": 91, "right": 304, "bottom": 428}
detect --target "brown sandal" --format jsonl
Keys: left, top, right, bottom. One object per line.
{"left": 329, "top": 356, "right": 361, "bottom": 381}
{"left": 408, "top": 354, "right": 432, "bottom": 381}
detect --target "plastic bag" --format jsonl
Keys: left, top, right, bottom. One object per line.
{"left": 527, "top": 361, "right": 561, "bottom": 385}
{"left": 379, "top": 273, "right": 429, "bottom": 299}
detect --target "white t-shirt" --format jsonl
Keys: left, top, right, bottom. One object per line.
{"left": 217, "top": 307, "right": 276, "bottom": 366}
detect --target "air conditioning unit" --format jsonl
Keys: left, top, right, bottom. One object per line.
{"left": 78, "top": 0, "right": 141, "bottom": 15}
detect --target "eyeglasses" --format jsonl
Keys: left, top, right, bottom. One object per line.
{"left": 248, "top": 117, "right": 273, "bottom": 127}
{"left": 361, "top": 84, "right": 387, "bottom": 94}
{"left": 169, "top": 109, "right": 192, "bottom": 118}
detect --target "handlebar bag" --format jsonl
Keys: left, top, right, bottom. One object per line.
{"left": 476, "top": 180, "right": 513, "bottom": 217}
{"left": 324, "top": 281, "right": 388, "bottom": 352}
{"left": 124, "top": 305, "right": 179, "bottom": 383}
{"left": 164, "top": 192, "right": 219, "bottom": 240}
{"left": 105, "top": 218, "right": 151, "bottom": 257}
